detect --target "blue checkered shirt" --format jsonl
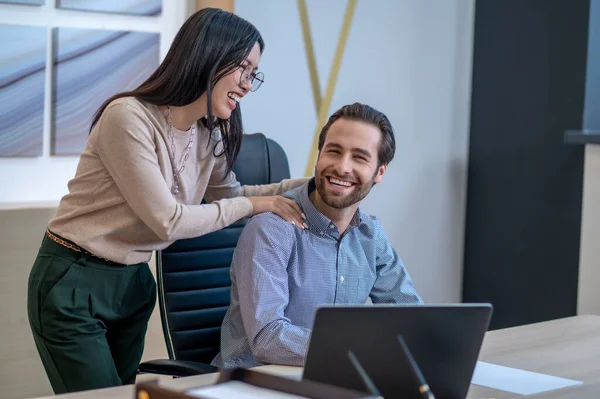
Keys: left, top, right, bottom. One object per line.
{"left": 211, "top": 179, "right": 422, "bottom": 369}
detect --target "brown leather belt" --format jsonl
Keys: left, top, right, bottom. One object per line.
{"left": 45, "top": 228, "right": 122, "bottom": 265}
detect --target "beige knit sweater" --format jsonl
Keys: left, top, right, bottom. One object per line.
{"left": 48, "top": 97, "right": 307, "bottom": 264}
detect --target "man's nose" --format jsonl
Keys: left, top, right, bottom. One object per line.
{"left": 334, "top": 155, "right": 353, "bottom": 175}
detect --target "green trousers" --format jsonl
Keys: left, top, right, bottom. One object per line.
{"left": 27, "top": 234, "right": 157, "bottom": 394}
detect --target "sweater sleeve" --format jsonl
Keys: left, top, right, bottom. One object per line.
{"left": 203, "top": 144, "right": 310, "bottom": 202}
{"left": 242, "top": 177, "right": 311, "bottom": 197}
{"left": 94, "top": 102, "right": 253, "bottom": 242}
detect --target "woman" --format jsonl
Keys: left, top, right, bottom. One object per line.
{"left": 27, "top": 8, "right": 307, "bottom": 394}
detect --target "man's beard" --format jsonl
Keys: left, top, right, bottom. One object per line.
{"left": 315, "top": 172, "right": 376, "bottom": 209}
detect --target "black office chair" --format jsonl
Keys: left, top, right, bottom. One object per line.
{"left": 137, "top": 133, "right": 291, "bottom": 377}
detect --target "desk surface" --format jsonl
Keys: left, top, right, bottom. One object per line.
{"left": 32, "top": 315, "right": 600, "bottom": 399}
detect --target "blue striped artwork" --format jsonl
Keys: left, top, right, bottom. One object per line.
{"left": 0, "top": 24, "right": 46, "bottom": 157}
{"left": 0, "top": 1, "right": 44, "bottom": 5}
{"left": 51, "top": 28, "right": 159, "bottom": 155}
{"left": 57, "top": 0, "right": 161, "bottom": 16}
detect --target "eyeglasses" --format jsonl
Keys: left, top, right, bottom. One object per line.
{"left": 239, "top": 64, "right": 264, "bottom": 92}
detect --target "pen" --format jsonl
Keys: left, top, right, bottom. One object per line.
{"left": 397, "top": 335, "right": 436, "bottom": 399}
{"left": 347, "top": 350, "right": 384, "bottom": 399}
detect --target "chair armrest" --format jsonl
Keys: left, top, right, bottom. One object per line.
{"left": 138, "top": 359, "right": 218, "bottom": 377}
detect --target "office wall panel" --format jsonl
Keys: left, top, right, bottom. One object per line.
{"left": 463, "top": 0, "right": 588, "bottom": 329}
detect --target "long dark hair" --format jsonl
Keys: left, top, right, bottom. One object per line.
{"left": 90, "top": 8, "right": 264, "bottom": 176}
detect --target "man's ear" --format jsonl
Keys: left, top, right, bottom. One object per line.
{"left": 373, "top": 164, "right": 387, "bottom": 184}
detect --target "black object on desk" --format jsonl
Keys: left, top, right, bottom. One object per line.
{"left": 303, "top": 303, "right": 493, "bottom": 398}
{"left": 397, "top": 335, "right": 436, "bottom": 399}
{"left": 347, "top": 351, "right": 383, "bottom": 399}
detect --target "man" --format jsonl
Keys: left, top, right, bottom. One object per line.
{"left": 212, "top": 103, "right": 422, "bottom": 369}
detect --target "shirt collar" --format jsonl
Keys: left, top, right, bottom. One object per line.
{"left": 298, "top": 178, "right": 363, "bottom": 238}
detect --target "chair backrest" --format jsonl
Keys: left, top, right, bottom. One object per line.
{"left": 156, "top": 133, "right": 291, "bottom": 364}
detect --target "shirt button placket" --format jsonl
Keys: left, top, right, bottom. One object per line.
{"left": 336, "top": 241, "right": 346, "bottom": 302}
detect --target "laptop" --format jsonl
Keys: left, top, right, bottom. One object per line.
{"left": 302, "top": 303, "right": 493, "bottom": 399}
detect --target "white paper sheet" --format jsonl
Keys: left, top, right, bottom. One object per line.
{"left": 187, "top": 380, "right": 310, "bottom": 399}
{"left": 472, "top": 361, "right": 583, "bottom": 395}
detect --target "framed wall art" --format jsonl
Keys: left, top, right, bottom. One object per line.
{"left": 51, "top": 27, "right": 159, "bottom": 155}
{"left": 0, "top": 24, "right": 46, "bottom": 157}
{"left": 56, "top": 0, "right": 161, "bottom": 16}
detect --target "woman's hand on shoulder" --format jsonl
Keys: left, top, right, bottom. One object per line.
{"left": 247, "top": 196, "right": 307, "bottom": 229}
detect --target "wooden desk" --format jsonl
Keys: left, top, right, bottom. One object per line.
{"left": 466, "top": 314, "right": 600, "bottom": 398}
{"left": 31, "top": 315, "right": 600, "bottom": 399}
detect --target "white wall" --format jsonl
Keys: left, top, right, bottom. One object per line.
{"left": 0, "top": 0, "right": 192, "bottom": 207}
{"left": 236, "top": 0, "right": 475, "bottom": 303}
